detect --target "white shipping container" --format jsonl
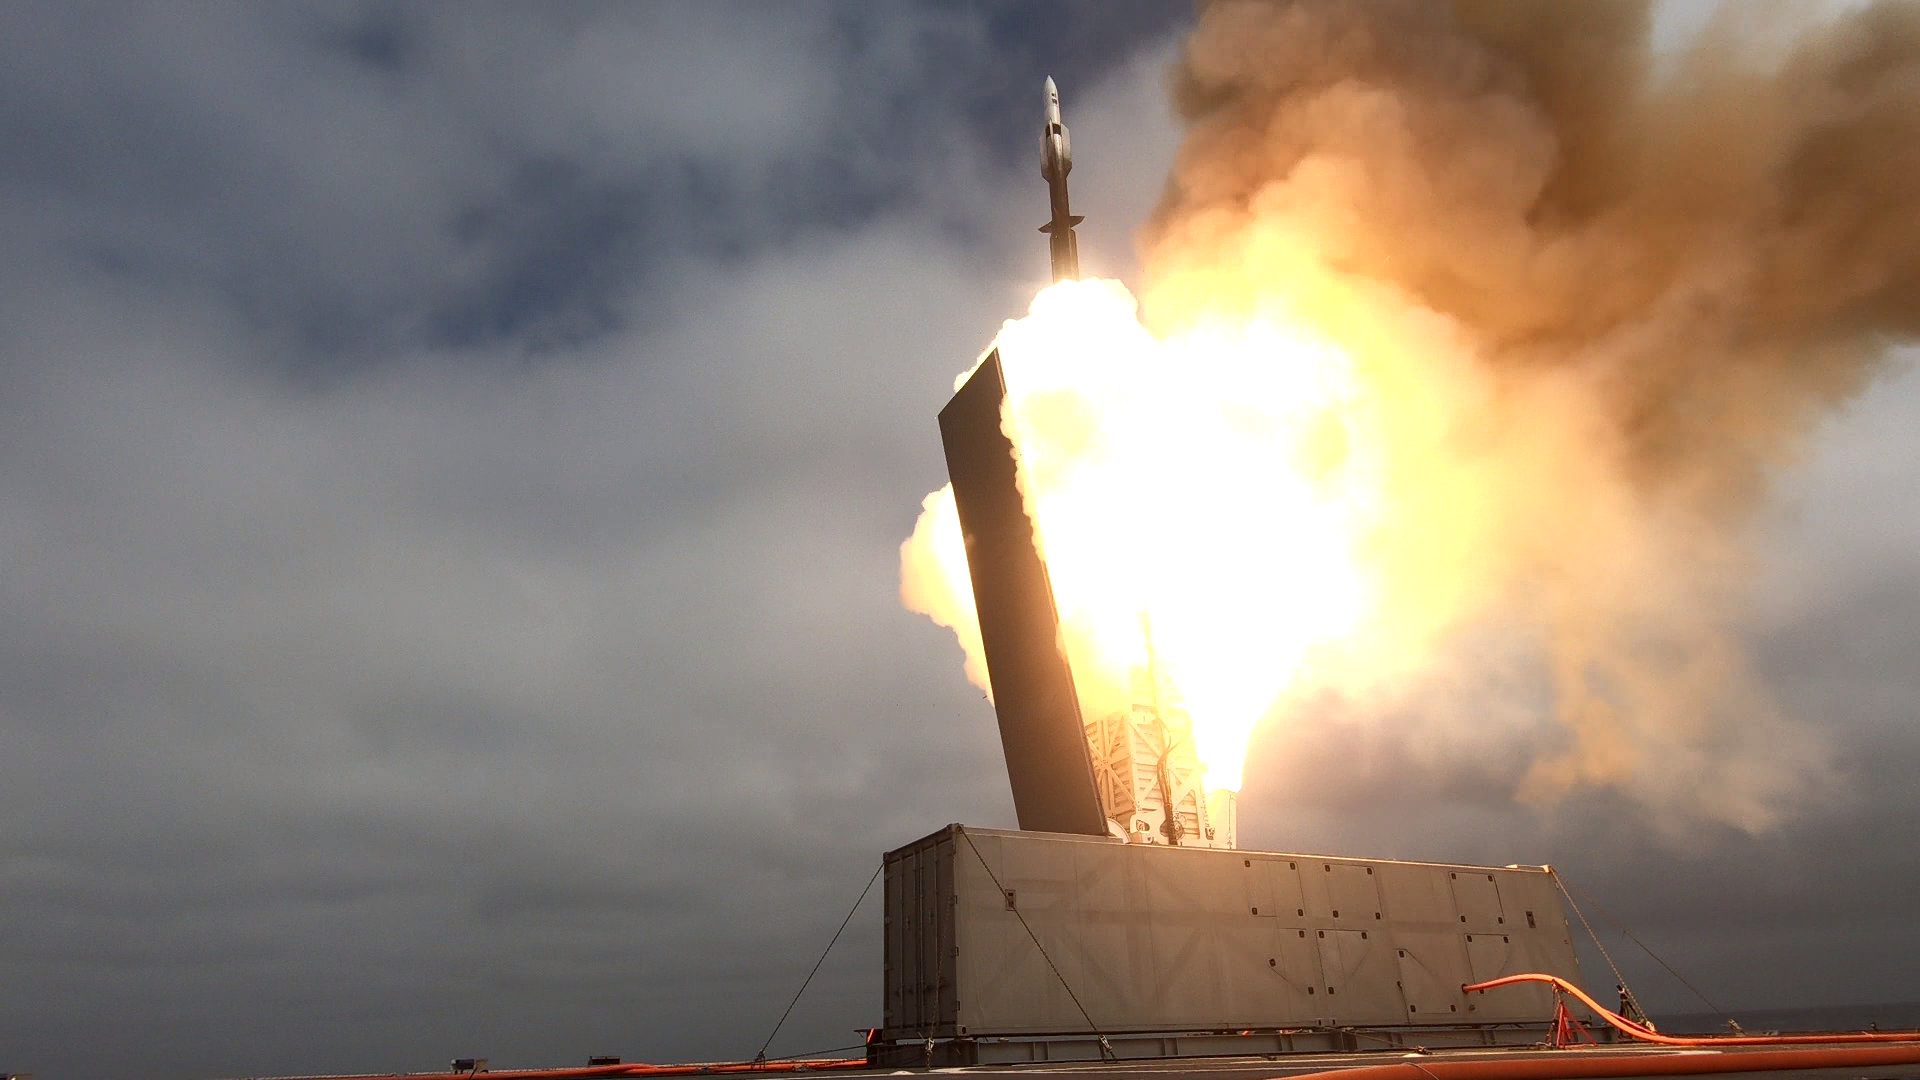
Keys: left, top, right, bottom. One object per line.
{"left": 882, "top": 825, "right": 1580, "bottom": 1042}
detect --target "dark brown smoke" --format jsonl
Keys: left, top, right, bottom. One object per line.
{"left": 1140, "top": 0, "right": 1920, "bottom": 831}
{"left": 1155, "top": 0, "right": 1920, "bottom": 490}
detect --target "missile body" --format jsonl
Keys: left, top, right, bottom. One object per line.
{"left": 1040, "top": 76, "right": 1084, "bottom": 281}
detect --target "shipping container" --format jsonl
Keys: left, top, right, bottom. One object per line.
{"left": 879, "top": 825, "right": 1580, "bottom": 1063}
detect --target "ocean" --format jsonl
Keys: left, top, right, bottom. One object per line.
{"left": 1651, "top": 1002, "right": 1920, "bottom": 1036}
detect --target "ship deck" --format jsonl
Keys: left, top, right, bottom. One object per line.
{"left": 253, "top": 1040, "right": 1920, "bottom": 1080}
{"left": 860, "top": 1042, "right": 1920, "bottom": 1080}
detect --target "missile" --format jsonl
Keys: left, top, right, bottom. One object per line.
{"left": 1040, "top": 76, "right": 1084, "bottom": 281}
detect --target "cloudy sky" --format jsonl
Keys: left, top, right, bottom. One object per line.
{"left": 2, "top": 3, "right": 1915, "bottom": 1079}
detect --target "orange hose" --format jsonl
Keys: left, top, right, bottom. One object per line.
{"left": 1274, "top": 1043, "right": 1920, "bottom": 1080}
{"left": 1463, "top": 973, "right": 1920, "bottom": 1046}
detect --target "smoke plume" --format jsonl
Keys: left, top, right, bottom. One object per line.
{"left": 1137, "top": 0, "right": 1920, "bottom": 830}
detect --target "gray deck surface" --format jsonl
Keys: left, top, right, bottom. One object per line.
{"left": 825, "top": 1043, "right": 1920, "bottom": 1080}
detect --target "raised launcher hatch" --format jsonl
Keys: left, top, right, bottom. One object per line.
{"left": 939, "top": 351, "right": 1231, "bottom": 848}
{"left": 875, "top": 825, "right": 1581, "bottom": 1066}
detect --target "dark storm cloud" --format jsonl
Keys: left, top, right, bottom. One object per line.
{"left": 0, "top": 2, "right": 1170, "bottom": 364}
{"left": 1, "top": 3, "right": 1916, "bottom": 1080}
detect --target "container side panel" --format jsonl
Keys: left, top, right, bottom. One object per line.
{"left": 934, "top": 835, "right": 958, "bottom": 1029}
{"left": 954, "top": 831, "right": 1085, "bottom": 1034}
{"left": 882, "top": 831, "right": 966, "bottom": 1038}
{"left": 1242, "top": 857, "right": 1275, "bottom": 916}
{"left": 1068, "top": 837, "right": 1147, "bottom": 1028}
{"left": 1143, "top": 848, "right": 1249, "bottom": 917}
{"left": 883, "top": 856, "right": 903, "bottom": 1030}
{"left": 1394, "top": 931, "right": 1472, "bottom": 1020}
{"left": 938, "top": 354, "right": 1106, "bottom": 837}
{"left": 1315, "top": 928, "right": 1403, "bottom": 1024}
{"left": 1451, "top": 870, "right": 1507, "bottom": 931}
{"left": 1324, "top": 862, "right": 1383, "bottom": 924}
{"left": 910, "top": 846, "right": 934, "bottom": 1032}
{"left": 1378, "top": 862, "right": 1456, "bottom": 924}
{"left": 1141, "top": 860, "right": 1231, "bottom": 1026}
{"left": 1218, "top": 920, "right": 1284, "bottom": 1022}
{"left": 1270, "top": 858, "right": 1308, "bottom": 919}
{"left": 1271, "top": 927, "right": 1329, "bottom": 1017}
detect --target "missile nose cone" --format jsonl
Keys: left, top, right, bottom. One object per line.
{"left": 1044, "top": 75, "right": 1058, "bottom": 98}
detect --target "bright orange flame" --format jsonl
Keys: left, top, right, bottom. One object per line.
{"left": 902, "top": 279, "right": 1384, "bottom": 791}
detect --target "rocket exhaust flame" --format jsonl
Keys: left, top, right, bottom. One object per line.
{"left": 904, "top": 281, "right": 1375, "bottom": 799}
{"left": 905, "top": 1, "right": 1920, "bottom": 835}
